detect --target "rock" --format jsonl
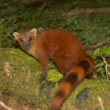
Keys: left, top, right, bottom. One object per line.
{"left": 76, "top": 87, "right": 90, "bottom": 108}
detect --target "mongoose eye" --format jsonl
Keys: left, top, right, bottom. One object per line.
{"left": 29, "top": 37, "right": 32, "bottom": 41}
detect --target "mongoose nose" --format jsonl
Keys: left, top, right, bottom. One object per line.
{"left": 23, "top": 44, "right": 30, "bottom": 50}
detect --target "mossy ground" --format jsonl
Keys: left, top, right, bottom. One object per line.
{"left": 0, "top": 49, "right": 110, "bottom": 110}
{"left": 0, "top": 49, "right": 63, "bottom": 110}
{"left": 0, "top": 49, "right": 41, "bottom": 104}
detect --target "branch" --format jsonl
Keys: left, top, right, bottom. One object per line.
{"left": 101, "top": 54, "right": 109, "bottom": 81}
{"left": 0, "top": 101, "right": 13, "bottom": 110}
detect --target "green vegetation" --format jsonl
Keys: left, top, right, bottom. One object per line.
{"left": 0, "top": 0, "right": 110, "bottom": 49}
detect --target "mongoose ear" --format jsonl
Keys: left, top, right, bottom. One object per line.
{"left": 31, "top": 28, "right": 37, "bottom": 36}
{"left": 13, "top": 32, "right": 20, "bottom": 40}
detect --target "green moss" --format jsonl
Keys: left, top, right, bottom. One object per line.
{"left": 0, "top": 49, "right": 110, "bottom": 110}
{"left": 0, "top": 49, "right": 43, "bottom": 107}
{"left": 46, "top": 69, "right": 63, "bottom": 82}
{"left": 61, "top": 78, "right": 110, "bottom": 110}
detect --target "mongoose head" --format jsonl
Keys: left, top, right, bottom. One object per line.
{"left": 13, "top": 28, "right": 37, "bottom": 50}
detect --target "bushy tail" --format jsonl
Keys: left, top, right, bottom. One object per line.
{"left": 50, "top": 55, "right": 94, "bottom": 110}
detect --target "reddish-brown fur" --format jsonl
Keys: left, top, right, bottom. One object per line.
{"left": 13, "top": 29, "right": 94, "bottom": 110}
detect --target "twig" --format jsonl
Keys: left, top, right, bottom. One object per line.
{"left": 101, "top": 54, "right": 109, "bottom": 81}
{"left": 0, "top": 101, "right": 13, "bottom": 110}
{"left": 98, "top": 96, "right": 104, "bottom": 110}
